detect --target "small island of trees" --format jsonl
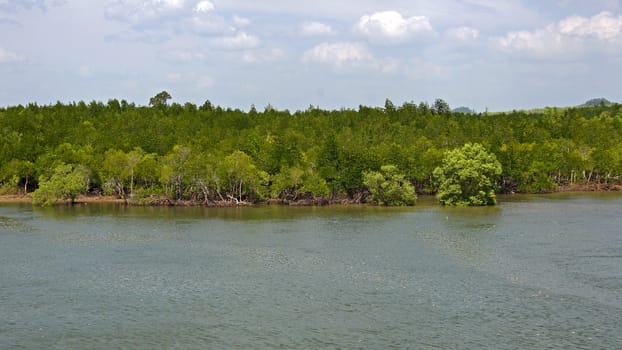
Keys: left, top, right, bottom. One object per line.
{"left": 1, "top": 93, "right": 621, "bottom": 206}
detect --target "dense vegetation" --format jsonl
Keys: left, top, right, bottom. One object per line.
{"left": 434, "top": 143, "right": 502, "bottom": 206}
{"left": 363, "top": 165, "right": 417, "bottom": 206}
{"left": 1, "top": 94, "right": 621, "bottom": 205}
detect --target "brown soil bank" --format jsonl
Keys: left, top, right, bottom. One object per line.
{"left": 557, "top": 183, "right": 622, "bottom": 192}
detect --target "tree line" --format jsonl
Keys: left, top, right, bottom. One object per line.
{"left": 0, "top": 94, "right": 621, "bottom": 205}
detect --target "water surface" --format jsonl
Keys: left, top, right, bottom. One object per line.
{"left": 1, "top": 194, "right": 621, "bottom": 349}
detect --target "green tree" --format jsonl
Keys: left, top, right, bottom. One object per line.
{"left": 222, "top": 150, "right": 268, "bottom": 202}
{"left": 160, "top": 145, "right": 192, "bottom": 200}
{"left": 126, "top": 148, "right": 145, "bottom": 196}
{"left": 270, "top": 163, "right": 329, "bottom": 200}
{"left": 99, "top": 148, "right": 145, "bottom": 199}
{"left": 184, "top": 151, "right": 225, "bottom": 204}
{"left": 300, "top": 170, "right": 329, "bottom": 198}
{"left": 101, "top": 149, "right": 130, "bottom": 198}
{"left": 432, "top": 98, "right": 451, "bottom": 114}
{"left": 271, "top": 166, "right": 305, "bottom": 200}
{"left": 1, "top": 159, "right": 34, "bottom": 194}
{"left": 434, "top": 143, "right": 502, "bottom": 206}
{"left": 134, "top": 152, "right": 160, "bottom": 189}
{"left": 32, "top": 164, "right": 90, "bottom": 206}
{"left": 384, "top": 98, "right": 396, "bottom": 114}
{"left": 363, "top": 165, "right": 417, "bottom": 206}
{"left": 149, "top": 91, "right": 172, "bottom": 108}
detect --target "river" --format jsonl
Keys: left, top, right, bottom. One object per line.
{"left": 1, "top": 194, "right": 621, "bottom": 349}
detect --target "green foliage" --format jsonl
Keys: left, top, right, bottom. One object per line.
{"left": 32, "top": 164, "right": 90, "bottom": 206}
{"left": 160, "top": 145, "right": 193, "bottom": 200}
{"left": 1, "top": 159, "right": 34, "bottom": 194}
{"left": 101, "top": 149, "right": 130, "bottom": 198}
{"left": 1, "top": 98, "right": 622, "bottom": 206}
{"left": 270, "top": 166, "right": 304, "bottom": 200}
{"left": 222, "top": 150, "right": 269, "bottom": 201}
{"left": 149, "top": 91, "right": 172, "bottom": 107}
{"left": 520, "top": 160, "right": 558, "bottom": 193}
{"left": 300, "top": 170, "right": 329, "bottom": 197}
{"left": 434, "top": 143, "right": 502, "bottom": 206}
{"left": 432, "top": 98, "right": 451, "bottom": 114}
{"left": 270, "top": 165, "right": 329, "bottom": 200}
{"left": 363, "top": 165, "right": 417, "bottom": 206}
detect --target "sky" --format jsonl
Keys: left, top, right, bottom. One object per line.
{"left": 1, "top": 0, "right": 621, "bottom": 112}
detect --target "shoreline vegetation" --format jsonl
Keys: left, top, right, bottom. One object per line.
{"left": 0, "top": 182, "right": 619, "bottom": 207}
{"left": 1, "top": 93, "right": 622, "bottom": 206}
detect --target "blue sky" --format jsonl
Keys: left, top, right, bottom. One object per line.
{"left": 1, "top": 0, "right": 621, "bottom": 111}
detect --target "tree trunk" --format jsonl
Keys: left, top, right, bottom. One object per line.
{"left": 587, "top": 168, "right": 593, "bottom": 184}
{"left": 130, "top": 171, "right": 134, "bottom": 197}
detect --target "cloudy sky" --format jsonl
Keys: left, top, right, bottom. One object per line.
{"left": 1, "top": 0, "right": 621, "bottom": 111}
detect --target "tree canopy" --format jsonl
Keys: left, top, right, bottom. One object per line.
{"left": 149, "top": 91, "right": 172, "bottom": 108}
{"left": 32, "top": 164, "right": 90, "bottom": 206}
{"left": 434, "top": 143, "right": 502, "bottom": 206}
{"left": 0, "top": 96, "right": 621, "bottom": 206}
{"left": 363, "top": 165, "right": 417, "bottom": 206}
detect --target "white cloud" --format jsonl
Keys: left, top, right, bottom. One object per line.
{"left": 105, "top": 0, "right": 187, "bottom": 24}
{"left": 300, "top": 21, "right": 335, "bottom": 36}
{"left": 356, "top": 10, "right": 434, "bottom": 44}
{"left": 0, "top": 47, "right": 23, "bottom": 63}
{"left": 189, "top": 2, "right": 245, "bottom": 35}
{"left": 210, "top": 31, "right": 260, "bottom": 50}
{"left": 496, "top": 12, "right": 622, "bottom": 57}
{"left": 558, "top": 11, "right": 622, "bottom": 39}
{"left": 164, "top": 0, "right": 184, "bottom": 7}
{"left": 0, "top": 0, "right": 61, "bottom": 12}
{"left": 445, "top": 26, "right": 479, "bottom": 41}
{"left": 104, "top": 0, "right": 249, "bottom": 42}
{"left": 105, "top": 29, "right": 170, "bottom": 43}
{"left": 302, "top": 42, "right": 372, "bottom": 67}
{"left": 233, "top": 15, "right": 250, "bottom": 27}
{"left": 190, "top": 13, "right": 233, "bottom": 34}
{"left": 161, "top": 49, "right": 207, "bottom": 62}
{"left": 193, "top": 0, "right": 214, "bottom": 13}
{"left": 377, "top": 57, "right": 401, "bottom": 74}
{"left": 243, "top": 48, "right": 284, "bottom": 63}
{"left": 497, "top": 28, "right": 563, "bottom": 54}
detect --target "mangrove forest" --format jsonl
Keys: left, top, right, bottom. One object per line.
{"left": 1, "top": 94, "right": 621, "bottom": 206}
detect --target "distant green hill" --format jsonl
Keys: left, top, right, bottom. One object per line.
{"left": 520, "top": 98, "right": 616, "bottom": 114}
{"left": 581, "top": 98, "right": 613, "bottom": 107}
{"left": 453, "top": 106, "right": 474, "bottom": 113}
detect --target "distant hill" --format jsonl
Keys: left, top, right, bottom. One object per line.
{"left": 453, "top": 106, "right": 474, "bottom": 113}
{"left": 581, "top": 98, "right": 613, "bottom": 107}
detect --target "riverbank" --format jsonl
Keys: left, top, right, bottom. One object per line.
{"left": 557, "top": 182, "right": 622, "bottom": 192}
{"left": 0, "top": 194, "right": 126, "bottom": 205}
{"left": 1, "top": 184, "right": 620, "bottom": 207}
{"left": 0, "top": 194, "right": 333, "bottom": 206}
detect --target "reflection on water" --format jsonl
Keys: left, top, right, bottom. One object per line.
{"left": 1, "top": 194, "right": 621, "bottom": 349}
{"left": 33, "top": 202, "right": 421, "bottom": 221}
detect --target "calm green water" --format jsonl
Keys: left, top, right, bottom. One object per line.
{"left": 1, "top": 194, "right": 621, "bottom": 349}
